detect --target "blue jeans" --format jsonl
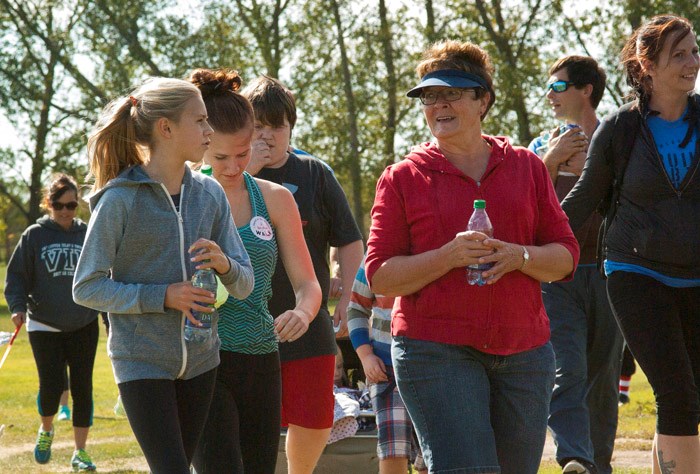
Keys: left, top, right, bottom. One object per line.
{"left": 543, "top": 265, "right": 623, "bottom": 474}
{"left": 392, "top": 336, "right": 555, "bottom": 474}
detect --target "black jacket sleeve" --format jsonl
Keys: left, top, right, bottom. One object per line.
{"left": 561, "top": 111, "right": 617, "bottom": 231}
{"left": 4, "top": 231, "right": 32, "bottom": 314}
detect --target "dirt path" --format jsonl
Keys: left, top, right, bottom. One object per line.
{"left": 543, "top": 433, "right": 652, "bottom": 469}
{"left": 0, "top": 432, "right": 653, "bottom": 472}
{"left": 0, "top": 435, "right": 135, "bottom": 460}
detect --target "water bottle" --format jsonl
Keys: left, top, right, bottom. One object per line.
{"left": 466, "top": 199, "right": 494, "bottom": 286}
{"left": 184, "top": 266, "right": 217, "bottom": 343}
{"left": 183, "top": 164, "right": 217, "bottom": 344}
{"left": 535, "top": 124, "right": 579, "bottom": 177}
{"left": 558, "top": 124, "right": 580, "bottom": 177}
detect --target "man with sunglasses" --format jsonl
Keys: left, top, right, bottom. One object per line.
{"left": 529, "top": 56, "right": 623, "bottom": 474}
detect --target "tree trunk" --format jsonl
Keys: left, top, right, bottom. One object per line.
{"left": 329, "top": 0, "right": 365, "bottom": 237}
{"left": 424, "top": 0, "right": 437, "bottom": 43}
{"left": 29, "top": 51, "right": 58, "bottom": 224}
{"left": 474, "top": 0, "right": 533, "bottom": 144}
{"left": 379, "top": 0, "right": 397, "bottom": 168}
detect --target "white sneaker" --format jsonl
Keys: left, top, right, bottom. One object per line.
{"left": 563, "top": 459, "right": 594, "bottom": 474}
{"left": 57, "top": 405, "right": 71, "bottom": 421}
{"left": 114, "top": 395, "right": 126, "bottom": 417}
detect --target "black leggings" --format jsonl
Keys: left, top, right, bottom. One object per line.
{"left": 607, "top": 272, "right": 700, "bottom": 435}
{"left": 118, "top": 368, "right": 217, "bottom": 474}
{"left": 28, "top": 319, "right": 99, "bottom": 427}
{"left": 193, "top": 351, "right": 281, "bottom": 474}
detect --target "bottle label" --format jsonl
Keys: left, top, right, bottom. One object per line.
{"left": 187, "top": 312, "right": 212, "bottom": 329}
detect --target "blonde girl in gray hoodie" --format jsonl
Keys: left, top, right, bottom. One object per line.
{"left": 73, "top": 77, "right": 254, "bottom": 474}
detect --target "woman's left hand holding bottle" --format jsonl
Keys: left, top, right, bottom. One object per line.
{"left": 189, "top": 238, "right": 231, "bottom": 274}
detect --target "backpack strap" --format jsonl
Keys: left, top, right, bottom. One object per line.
{"left": 595, "top": 101, "right": 640, "bottom": 276}
{"left": 611, "top": 101, "right": 641, "bottom": 191}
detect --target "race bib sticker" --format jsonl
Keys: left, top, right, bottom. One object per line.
{"left": 250, "top": 216, "right": 273, "bottom": 241}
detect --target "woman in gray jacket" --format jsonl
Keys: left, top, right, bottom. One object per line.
{"left": 73, "top": 77, "right": 254, "bottom": 474}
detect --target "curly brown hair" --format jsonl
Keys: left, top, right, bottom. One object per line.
{"left": 416, "top": 40, "right": 496, "bottom": 119}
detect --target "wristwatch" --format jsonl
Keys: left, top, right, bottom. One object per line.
{"left": 520, "top": 246, "right": 530, "bottom": 270}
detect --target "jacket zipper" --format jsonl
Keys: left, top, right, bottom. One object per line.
{"left": 161, "top": 183, "right": 188, "bottom": 379}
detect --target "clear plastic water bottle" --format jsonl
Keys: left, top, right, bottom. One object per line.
{"left": 185, "top": 266, "right": 217, "bottom": 343}
{"left": 466, "top": 199, "right": 494, "bottom": 286}
{"left": 535, "top": 124, "right": 580, "bottom": 177}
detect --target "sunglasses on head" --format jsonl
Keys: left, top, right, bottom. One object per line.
{"left": 51, "top": 201, "right": 78, "bottom": 211}
{"left": 546, "top": 80, "right": 577, "bottom": 93}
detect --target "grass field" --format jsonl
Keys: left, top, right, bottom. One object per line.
{"left": 0, "top": 265, "right": 656, "bottom": 473}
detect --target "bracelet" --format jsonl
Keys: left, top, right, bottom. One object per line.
{"left": 520, "top": 246, "right": 530, "bottom": 270}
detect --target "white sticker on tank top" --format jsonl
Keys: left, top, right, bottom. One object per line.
{"left": 250, "top": 216, "right": 273, "bottom": 241}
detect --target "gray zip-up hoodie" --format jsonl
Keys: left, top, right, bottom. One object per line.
{"left": 5, "top": 216, "right": 97, "bottom": 331}
{"left": 73, "top": 165, "right": 254, "bottom": 384}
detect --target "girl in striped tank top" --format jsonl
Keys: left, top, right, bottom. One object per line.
{"left": 189, "top": 69, "right": 321, "bottom": 474}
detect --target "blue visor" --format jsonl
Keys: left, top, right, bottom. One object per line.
{"left": 407, "top": 69, "right": 488, "bottom": 97}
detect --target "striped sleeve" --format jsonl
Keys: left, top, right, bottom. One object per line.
{"left": 348, "top": 257, "right": 372, "bottom": 350}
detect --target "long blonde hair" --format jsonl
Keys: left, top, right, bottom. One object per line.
{"left": 86, "top": 77, "right": 201, "bottom": 192}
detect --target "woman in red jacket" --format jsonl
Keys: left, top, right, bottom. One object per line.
{"left": 365, "top": 40, "right": 579, "bottom": 474}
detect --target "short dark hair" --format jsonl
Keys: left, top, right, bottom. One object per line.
{"left": 242, "top": 76, "right": 297, "bottom": 130}
{"left": 549, "top": 55, "right": 607, "bottom": 109}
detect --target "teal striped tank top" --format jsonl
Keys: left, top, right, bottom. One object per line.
{"left": 218, "top": 172, "right": 278, "bottom": 354}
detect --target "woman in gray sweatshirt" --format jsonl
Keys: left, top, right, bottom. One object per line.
{"left": 73, "top": 77, "right": 254, "bottom": 474}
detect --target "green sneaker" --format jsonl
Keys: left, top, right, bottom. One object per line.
{"left": 71, "top": 448, "right": 96, "bottom": 472}
{"left": 34, "top": 425, "right": 54, "bottom": 464}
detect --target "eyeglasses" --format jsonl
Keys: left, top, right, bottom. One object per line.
{"left": 419, "top": 88, "right": 476, "bottom": 105}
{"left": 51, "top": 201, "right": 78, "bottom": 211}
{"left": 546, "top": 80, "right": 577, "bottom": 93}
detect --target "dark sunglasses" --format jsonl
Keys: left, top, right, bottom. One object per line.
{"left": 546, "top": 80, "right": 576, "bottom": 93}
{"left": 51, "top": 201, "right": 79, "bottom": 211}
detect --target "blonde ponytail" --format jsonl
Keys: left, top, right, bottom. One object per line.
{"left": 87, "top": 77, "right": 201, "bottom": 192}
{"left": 87, "top": 97, "right": 144, "bottom": 192}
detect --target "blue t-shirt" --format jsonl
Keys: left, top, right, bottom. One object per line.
{"left": 647, "top": 109, "right": 697, "bottom": 189}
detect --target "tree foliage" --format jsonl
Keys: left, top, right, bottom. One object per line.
{"left": 1, "top": 0, "right": 698, "bottom": 248}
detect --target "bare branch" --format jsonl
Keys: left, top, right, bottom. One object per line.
{"left": 93, "top": 0, "right": 165, "bottom": 77}
{"left": 515, "top": 0, "right": 544, "bottom": 59}
{"left": 0, "top": 0, "right": 108, "bottom": 103}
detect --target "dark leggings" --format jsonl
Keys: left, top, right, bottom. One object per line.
{"left": 607, "top": 271, "right": 700, "bottom": 435}
{"left": 193, "top": 351, "right": 281, "bottom": 474}
{"left": 28, "top": 319, "right": 99, "bottom": 427}
{"left": 118, "top": 368, "right": 217, "bottom": 474}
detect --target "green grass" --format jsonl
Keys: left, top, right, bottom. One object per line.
{"left": 0, "top": 264, "right": 147, "bottom": 473}
{"left": 1, "top": 274, "right": 655, "bottom": 472}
